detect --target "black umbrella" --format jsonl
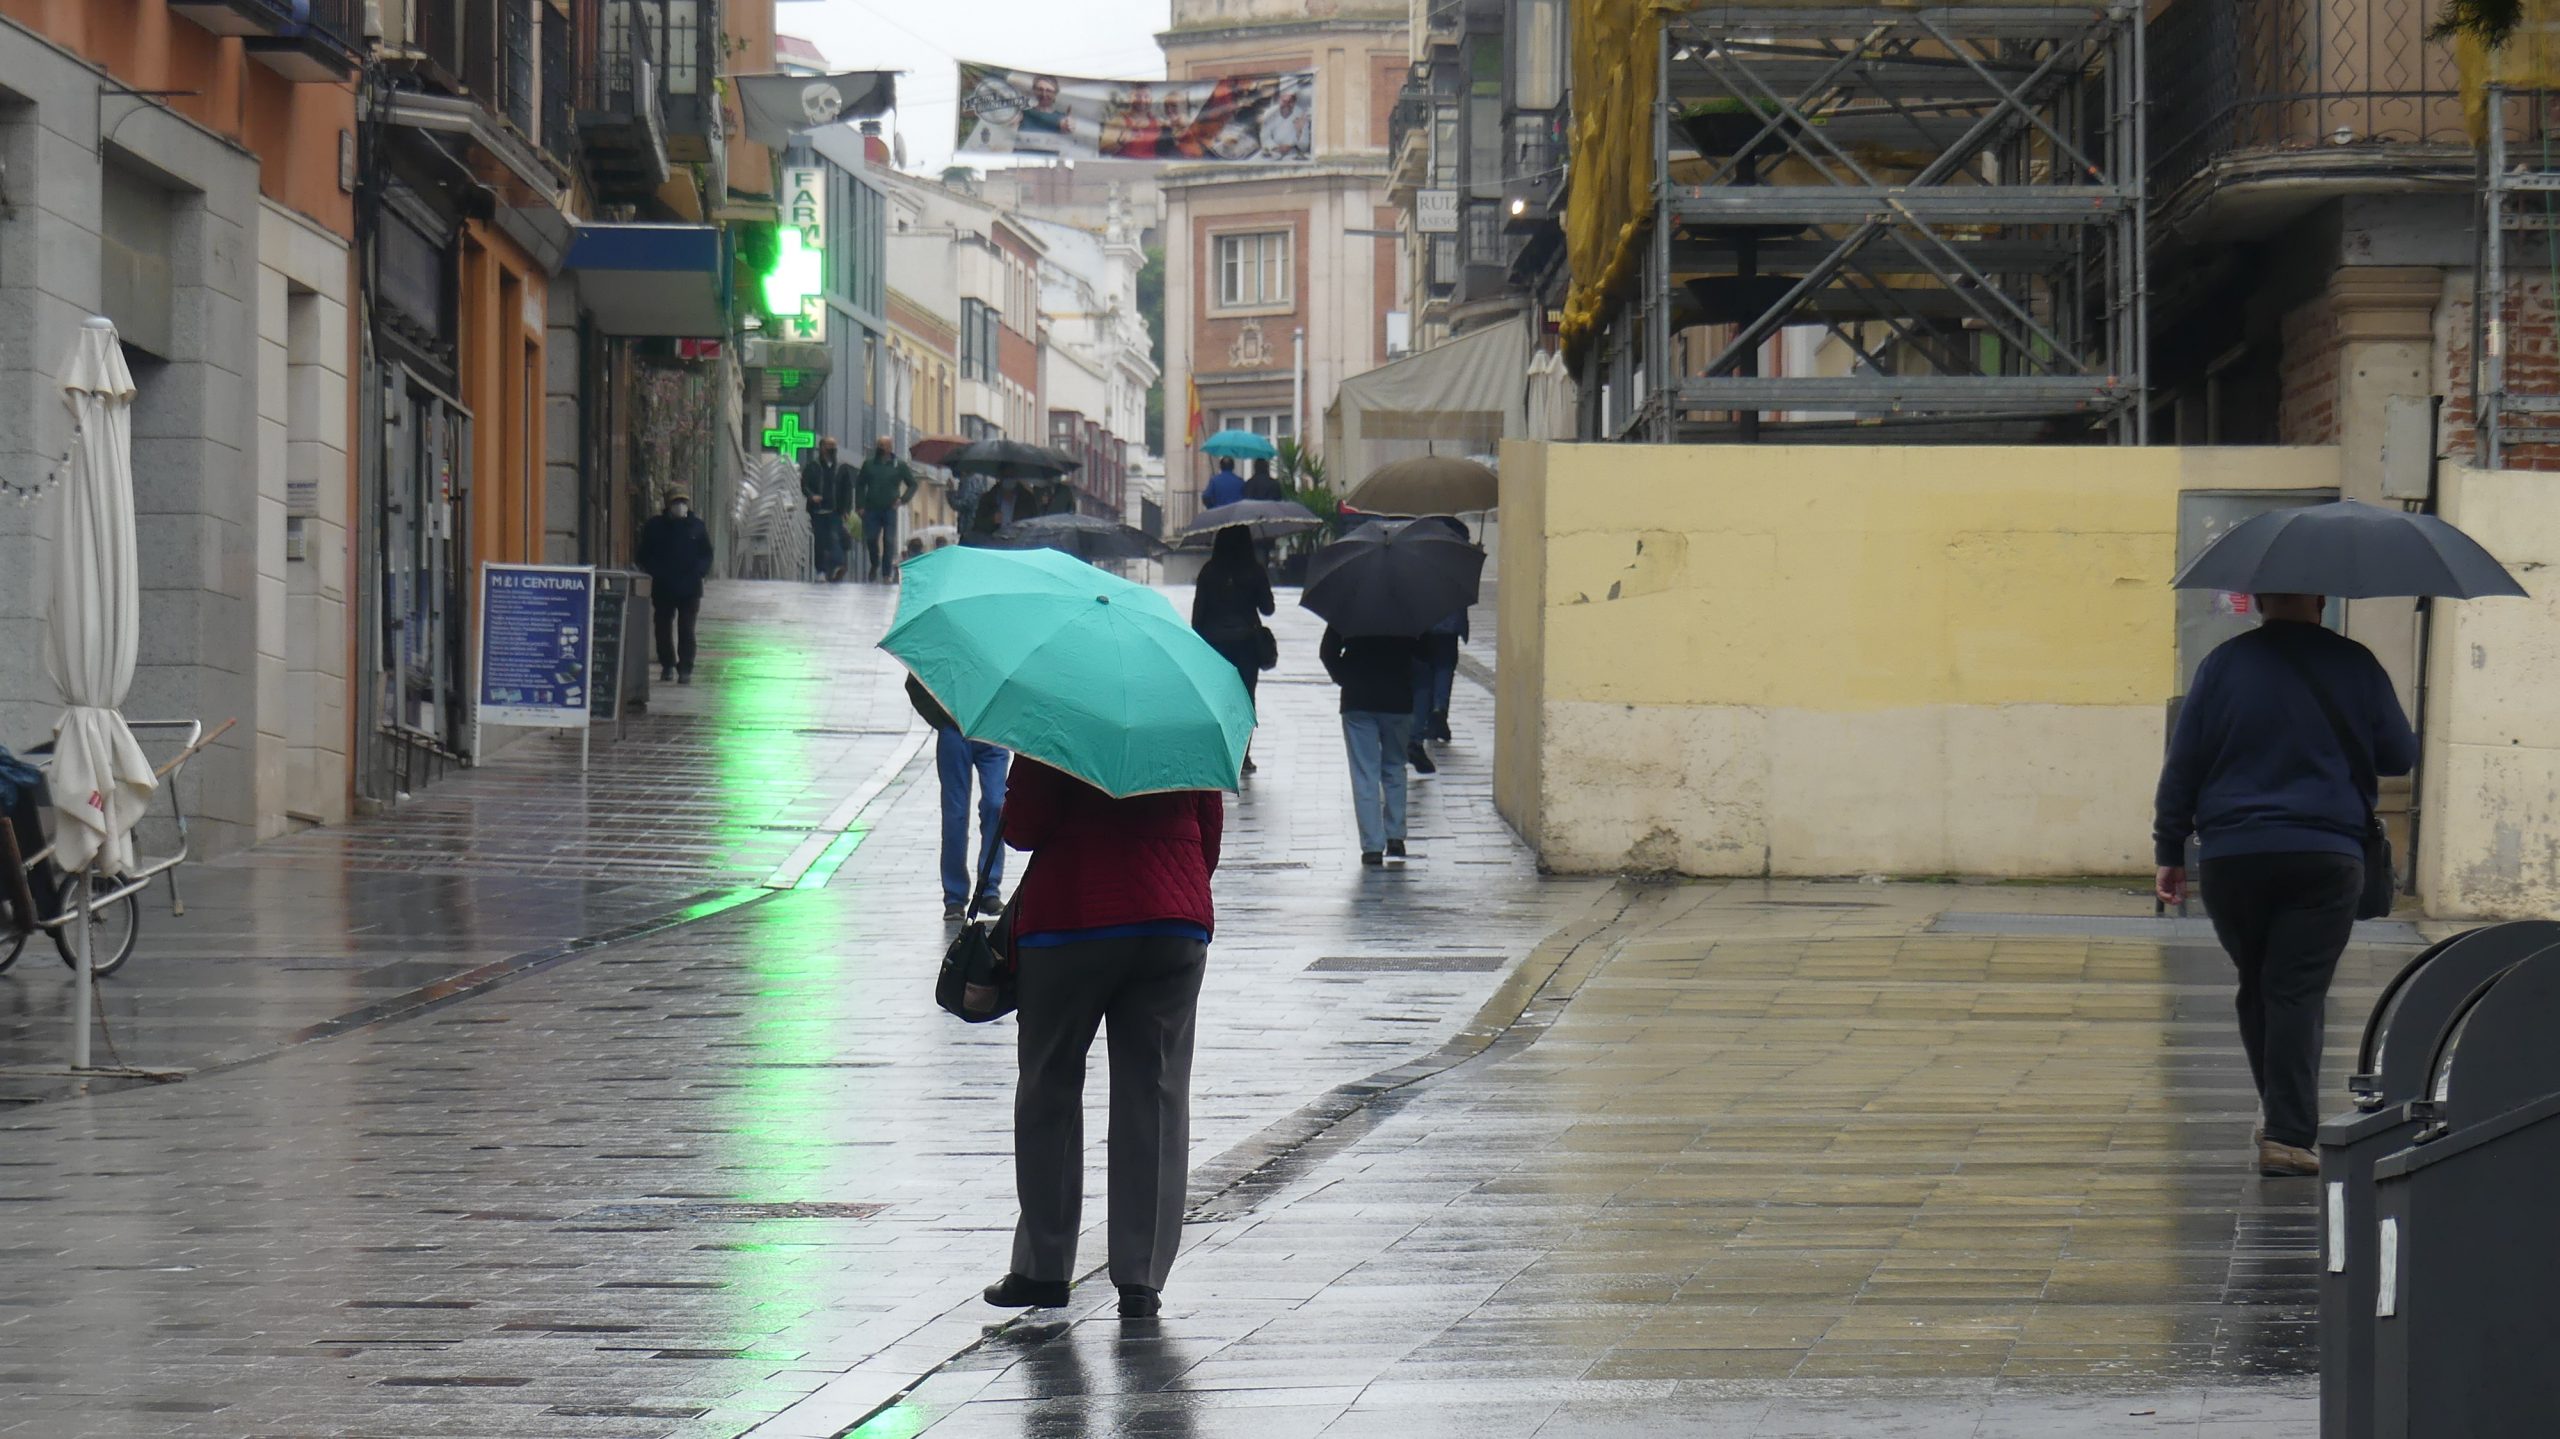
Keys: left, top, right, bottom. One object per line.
{"left": 1177, "top": 499, "right": 1325, "bottom": 546}
{"left": 2172, "top": 500, "right": 2527, "bottom": 600}
{"left": 992, "top": 512, "right": 1166, "bottom": 563}
{"left": 946, "top": 438, "right": 1081, "bottom": 480}
{"left": 1300, "top": 519, "right": 1485, "bottom": 637}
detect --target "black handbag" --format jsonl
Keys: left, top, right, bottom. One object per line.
{"left": 935, "top": 807, "right": 1020, "bottom": 1022}
{"left": 1254, "top": 624, "right": 1279, "bottom": 672}
{"left": 2273, "top": 646, "right": 2397, "bottom": 920}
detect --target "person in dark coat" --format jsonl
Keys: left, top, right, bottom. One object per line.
{"left": 1241, "top": 459, "right": 1285, "bottom": 503}
{"left": 636, "top": 493, "right": 714, "bottom": 684}
{"left": 1407, "top": 517, "right": 1472, "bottom": 773}
{"left": 1190, "top": 526, "right": 1275, "bottom": 774}
{"left": 2154, "top": 593, "right": 2417, "bottom": 1178}
{"left": 854, "top": 436, "right": 918, "bottom": 582}
{"left": 983, "top": 757, "right": 1223, "bottom": 1320}
{"left": 1321, "top": 626, "right": 1422, "bottom": 866}
{"left": 800, "top": 437, "right": 855, "bottom": 582}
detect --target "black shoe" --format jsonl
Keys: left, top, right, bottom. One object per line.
{"left": 1361, "top": 851, "right": 1383, "bottom": 868}
{"left": 1241, "top": 755, "right": 1257, "bottom": 775}
{"left": 1387, "top": 840, "right": 1406, "bottom": 859}
{"left": 660, "top": 665, "right": 676, "bottom": 682}
{"left": 1117, "top": 1285, "right": 1161, "bottom": 1318}
{"left": 972, "top": 892, "right": 1003, "bottom": 918}
{"left": 1408, "top": 744, "right": 1437, "bottom": 775}
{"left": 943, "top": 902, "right": 966, "bottom": 923}
{"left": 1431, "top": 712, "right": 1452, "bottom": 743}
{"left": 676, "top": 668, "right": 693, "bottom": 686}
{"left": 984, "top": 1274, "right": 1071, "bottom": 1308}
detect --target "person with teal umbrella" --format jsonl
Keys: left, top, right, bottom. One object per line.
{"left": 885, "top": 546, "right": 1253, "bottom": 1317}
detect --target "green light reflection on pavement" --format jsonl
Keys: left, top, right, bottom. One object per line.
{"left": 842, "top": 1401, "right": 927, "bottom": 1439}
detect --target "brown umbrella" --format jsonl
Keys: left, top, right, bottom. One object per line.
{"left": 908, "top": 434, "right": 970, "bottom": 468}
{"left": 1343, "top": 455, "right": 1499, "bottom": 516}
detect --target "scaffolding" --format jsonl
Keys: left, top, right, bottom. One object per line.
{"left": 1584, "top": 2, "right": 2149, "bottom": 444}
{"left": 2476, "top": 84, "right": 2560, "bottom": 469}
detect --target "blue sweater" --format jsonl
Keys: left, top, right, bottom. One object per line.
{"left": 2154, "top": 621, "right": 2416, "bottom": 868}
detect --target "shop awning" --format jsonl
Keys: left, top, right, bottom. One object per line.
{"left": 1323, "top": 317, "right": 1533, "bottom": 487}
{"left": 563, "top": 224, "right": 726, "bottom": 337}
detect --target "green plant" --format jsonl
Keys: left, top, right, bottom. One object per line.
{"left": 1274, "top": 439, "right": 1337, "bottom": 526}
{"left": 2433, "top": 0, "right": 2523, "bottom": 44}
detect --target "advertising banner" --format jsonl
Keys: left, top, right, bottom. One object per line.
{"left": 956, "top": 62, "right": 1315, "bottom": 163}
{"left": 476, "top": 563, "right": 594, "bottom": 729}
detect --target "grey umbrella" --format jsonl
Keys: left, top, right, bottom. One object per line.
{"left": 1177, "top": 499, "right": 1324, "bottom": 545}
{"left": 946, "top": 438, "right": 1081, "bottom": 480}
{"left": 1300, "top": 519, "right": 1485, "bottom": 637}
{"left": 992, "top": 512, "right": 1166, "bottom": 563}
{"left": 2172, "top": 500, "right": 2528, "bottom": 600}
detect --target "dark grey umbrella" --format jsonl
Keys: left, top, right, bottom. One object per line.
{"left": 1177, "top": 499, "right": 1324, "bottom": 545}
{"left": 946, "top": 438, "right": 1081, "bottom": 480}
{"left": 992, "top": 513, "right": 1165, "bottom": 563}
{"left": 2172, "top": 500, "right": 2527, "bottom": 600}
{"left": 1300, "top": 519, "right": 1485, "bottom": 637}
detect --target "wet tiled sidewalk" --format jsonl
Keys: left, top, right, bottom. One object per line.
{"left": 0, "top": 579, "right": 1604, "bottom": 1437}
{"left": 866, "top": 884, "right": 2424, "bottom": 1438}
{"left": 0, "top": 582, "right": 919, "bottom": 1101}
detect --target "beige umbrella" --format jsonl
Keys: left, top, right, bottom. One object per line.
{"left": 1343, "top": 454, "right": 1500, "bottom": 517}
{"left": 46, "top": 317, "right": 155, "bottom": 879}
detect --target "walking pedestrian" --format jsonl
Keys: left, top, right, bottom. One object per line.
{"left": 1242, "top": 458, "right": 1285, "bottom": 503}
{"left": 1191, "top": 526, "right": 1275, "bottom": 775}
{"left": 800, "top": 436, "right": 854, "bottom": 582}
{"left": 1320, "top": 624, "right": 1421, "bottom": 866}
{"left": 2154, "top": 593, "right": 2416, "bottom": 1178}
{"left": 636, "top": 492, "right": 713, "bottom": 684}
{"left": 1203, "top": 456, "right": 1245, "bottom": 511}
{"left": 908, "top": 675, "right": 1009, "bottom": 923}
{"left": 856, "top": 436, "right": 918, "bottom": 582}
{"left": 982, "top": 755, "right": 1223, "bottom": 1320}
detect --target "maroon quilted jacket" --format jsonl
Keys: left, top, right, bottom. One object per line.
{"left": 1001, "top": 758, "right": 1222, "bottom": 939}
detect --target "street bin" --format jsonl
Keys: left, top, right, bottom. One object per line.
{"left": 2356, "top": 937, "right": 2560, "bottom": 1437}
{"left": 593, "top": 569, "right": 651, "bottom": 724}
{"left": 2318, "top": 920, "right": 2560, "bottom": 1439}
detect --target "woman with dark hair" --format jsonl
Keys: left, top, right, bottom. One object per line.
{"left": 1190, "top": 526, "right": 1275, "bottom": 775}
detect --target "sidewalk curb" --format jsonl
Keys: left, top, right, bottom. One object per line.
{"left": 792, "top": 878, "right": 1651, "bottom": 1439}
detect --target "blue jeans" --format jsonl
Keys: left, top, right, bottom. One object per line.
{"left": 1341, "top": 711, "right": 1412, "bottom": 854}
{"left": 939, "top": 729, "right": 1010, "bottom": 905}
{"left": 811, "top": 511, "right": 848, "bottom": 576}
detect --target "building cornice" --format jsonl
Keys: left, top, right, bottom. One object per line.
{"left": 1162, "top": 159, "right": 1391, "bottom": 192}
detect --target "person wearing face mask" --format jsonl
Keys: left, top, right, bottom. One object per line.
{"left": 637, "top": 492, "right": 714, "bottom": 684}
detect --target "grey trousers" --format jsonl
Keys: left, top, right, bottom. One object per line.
{"left": 1010, "top": 933, "right": 1208, "bottom": 1290}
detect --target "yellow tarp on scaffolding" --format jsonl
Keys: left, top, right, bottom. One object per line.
{"left": 2461, "top": 7, "right": 2560, "bottom": 139}
{"left": 1559, "top": 0, "right": 1680, "bottom": 356}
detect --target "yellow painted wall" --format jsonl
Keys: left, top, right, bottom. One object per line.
{"left": 2420, "top": 468, "right": 2560, "bottom": 918}
{"left": 1497, "top": 442, "right": 2345, "bottom": 877}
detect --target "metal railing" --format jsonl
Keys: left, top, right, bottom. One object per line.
{"left": 2149, "top": 0, "right": 2467, "bottom": 198}
{"left": 542, "top": 4, "right": 577, "bottom": 169}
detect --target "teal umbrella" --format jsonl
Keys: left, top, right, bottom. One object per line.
{"left": 1202, "top": 429, "right": 1278, "bottom": 461}
{"left": 882, "top": 546, "right": 1254, "bottom": 796}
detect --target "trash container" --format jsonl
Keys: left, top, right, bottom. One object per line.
{"left": 2318, "top": 921, "right": 2560, "bottom": 1438}
{"left": 592, "top": 569, "right": 652, "bottom": 723}
{"left": 2358, "top": 938, "right": 2560, "bottom": 1437}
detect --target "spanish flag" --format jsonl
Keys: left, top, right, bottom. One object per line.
{"left": 1185, "top": 377, "right": 1204, "bottom": 447}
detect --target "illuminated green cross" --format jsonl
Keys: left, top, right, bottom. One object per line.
{"left": 762, "top": 226, "right": 825, "bottom": 321}
{"left": 764, "top": 411, "right": 817, "bottom": 463}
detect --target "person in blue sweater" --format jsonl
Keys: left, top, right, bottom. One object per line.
{"left": 2154, "top": 593, "right": 2416, "bottom": 1178}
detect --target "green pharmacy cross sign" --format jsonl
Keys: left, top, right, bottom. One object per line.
{"left": 764, "top": 411, "right": 818, "bottom": 464}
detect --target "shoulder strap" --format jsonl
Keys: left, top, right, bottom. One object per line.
{"left": 2267, "top": 637, "right": 2378, "bottom": 827}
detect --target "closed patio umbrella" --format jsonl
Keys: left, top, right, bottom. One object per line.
{"left": 47, "top": 317, "right": 154, "bottom": 880}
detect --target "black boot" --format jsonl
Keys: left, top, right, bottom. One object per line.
{"left": 1117, "top": 1285, "right": 1162, "bottom": 1318}
{"left": 1408, "top": 742, "right": 1437, "bottom": 775}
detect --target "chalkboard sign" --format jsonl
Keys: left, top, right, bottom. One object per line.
{"left": 592, "top": 573, "right": 630, "bottom": 722}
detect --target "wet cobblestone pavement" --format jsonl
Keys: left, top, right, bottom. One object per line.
{"left": 0, "top": 578, "right": 2400, "bottom": 1436}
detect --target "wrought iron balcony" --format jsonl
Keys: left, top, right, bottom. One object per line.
{"left": 2148, "top": 0, "right": 2469, "bottom": 204}
{"left": 170, "top": 0, "right": 359, "bottom": 80}
{"left": 580, "top": 42, "right": 671, "bottom": 194}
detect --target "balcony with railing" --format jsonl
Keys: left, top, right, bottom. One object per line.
{"left": 171, "top": 0, "right": 360, "bottom": 80}
{"left": 2148, "top": 0, "right": 2472, "bottom": 211}
{"left": 1390, "top": 75, "right": 1434, "bottom": 198}
{"left": 582, "top": 0, "right": 672, "bottom": 194}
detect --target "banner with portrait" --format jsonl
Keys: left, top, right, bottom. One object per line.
{"left": 955, "top": 62, "right": 1315, "bottom": 163}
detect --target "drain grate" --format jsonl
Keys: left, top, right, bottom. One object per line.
{"left": 1308, "top": 954, "right": 1508, "bottom": 973}
{"left": 565, "top": 1201, "right": 885, "bottom": 1224}
{"left": 1931, "top": 912, "right": 2424, "bottom": 945}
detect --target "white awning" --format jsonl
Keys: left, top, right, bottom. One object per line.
{"left": 1324, "top": 317, "right": 1534, "bottom": 487}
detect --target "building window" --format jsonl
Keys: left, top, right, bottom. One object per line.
{"left": 960, "top": 299, "right": 1001, "bottom": 383}
{"left": 1215, "top": 231, "right": 1292, "bottom": 310}
{"left": 1430, "top": 105, "right": 1459, "bottom": 187}
{"left": 1219, "top": 412, "right": 1295, "bottom": 442}
{"left": 1513, "top": 0, "right": 1565, "bottom": 111}
{"left": 1465, "top": 203, "right": 1503, "bottom": 267}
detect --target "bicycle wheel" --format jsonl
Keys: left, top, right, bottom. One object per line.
{"left": 0, "top": 921, "right": 27, "bottom": 974}
{"left": 48, "top": 874, "right": 139, "bottom": 977}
